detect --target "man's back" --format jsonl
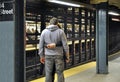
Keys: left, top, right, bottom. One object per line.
{"left": 39, "top": 25, "right": 68, "bottom": 56}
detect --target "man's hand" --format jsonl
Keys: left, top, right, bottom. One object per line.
{"left": 66, "top": 59, "right": 70, "bottom": 63}
{"left": 40, "top": 57, "right": 45, "bottom": 64}
{"left": 65, "top": 53, "right": 70, "bottom": 63}
{"left": 66, "top": 57, "right": 70, "bottom": 63}
{"left": 47, "top": 43, "right": 56, "bottom": 49}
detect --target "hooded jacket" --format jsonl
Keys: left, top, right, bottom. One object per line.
{"left": 38, "top": 25, "right": 69, "bottom": 58}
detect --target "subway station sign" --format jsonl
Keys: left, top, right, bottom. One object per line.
{"left": 0, "top": 1, "right": 13, "bottom": 21}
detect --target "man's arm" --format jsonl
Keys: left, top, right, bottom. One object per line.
{"left": 61, "top": 31, "right": 70, "bottom": 62}
{"left": 38, "top": 31, "right": 45, "bottom": 64}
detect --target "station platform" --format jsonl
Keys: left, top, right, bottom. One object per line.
{"left": 30, "top": 52, "right": 120, "bottom": 82}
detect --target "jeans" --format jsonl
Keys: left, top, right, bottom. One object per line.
{"left": 45, "top": 55, "right": 64, "bottom": 82}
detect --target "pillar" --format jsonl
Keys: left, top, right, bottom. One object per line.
{"left": 96, "top": 2, "right": 109, "bottom": 74}
{"left": 0, "top": 0, "right": 25, "bottom": 82}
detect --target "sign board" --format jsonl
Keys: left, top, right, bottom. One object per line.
{"left": 0, "top": 1, "right": 14, "bottom": 21}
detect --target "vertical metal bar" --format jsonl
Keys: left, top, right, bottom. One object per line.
{"left": 89, "top": 11, "right": 92, "bottom": 59}
{"left": 93, "top": 11, "right": 96, "bottom": 59}
{"left": 14, "top": 0, "right": 25, "bottom": 82}
{"left": 72, "top": 7, "right": 75, "bottom": 38}
{"left": 41, "top": 13, "right": 46, "bottom": 32}
{"left": 79, "top": 40, "right": 81, "bottom": 62}
{"left": 72, "top": 7, "right": 75, "bottom": 65}
{"left": 40, "top": 3, "right": 46, "bottom": 32}
{"left": 64, "top": 7, "right": 67, "bottom": 35}
{"left": 79, "top": 8, "right": 82, "bottom": 62}
{"left": 85, "top": 9, "right": 87, "bottom": 37}
{"left": 64, "top": 7, "right": 67, "bottom": 68}
{"left": 79, "top": 8, "right": 82, "bottom": 38}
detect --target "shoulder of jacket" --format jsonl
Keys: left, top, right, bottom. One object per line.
{"left": 58, "top": 29, "right": 63, "bottom": 32}
{"left": 42, "top": 29, "right": 49, "bottom": 33}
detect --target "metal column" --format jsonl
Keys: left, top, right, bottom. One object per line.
{"left": 0, "top": 0, "right": 25, "bottom": 82}
{"left": 14, "top": 0, "right": 25, "bottom": 82}
{"left": 96, "top": 3, "right": 109, "bottom": 74}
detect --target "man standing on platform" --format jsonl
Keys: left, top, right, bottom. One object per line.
{"left": 38, "top": 17, "right": 70, "bottom": 82}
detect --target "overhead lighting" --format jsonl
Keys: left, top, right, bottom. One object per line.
{"left": 47, "top": 0, "right": 81, "bottom": 7}
{"left": 112, "top": 18, "right": 120, "bottom": 22}
{"left": 108, "top": 11, "right": 120, "bottom": 16}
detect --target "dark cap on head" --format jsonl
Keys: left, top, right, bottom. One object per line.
{"left": 50, "top": 17, "right": 58, "bottom": 25}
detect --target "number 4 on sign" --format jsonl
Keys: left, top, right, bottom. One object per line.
{"left": 0, "top": 3, "right": 5, "bottom": 8}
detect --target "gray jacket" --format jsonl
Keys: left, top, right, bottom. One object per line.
{"left": 38, "top": 25, "right": 69, "bottom": 58}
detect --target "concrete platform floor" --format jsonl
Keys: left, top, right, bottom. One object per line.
{"left": 31, "top": 52, "right": 120, "bottom": 82}
{"left": 65, "top": 57, "right": 120, "bottom": 82}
